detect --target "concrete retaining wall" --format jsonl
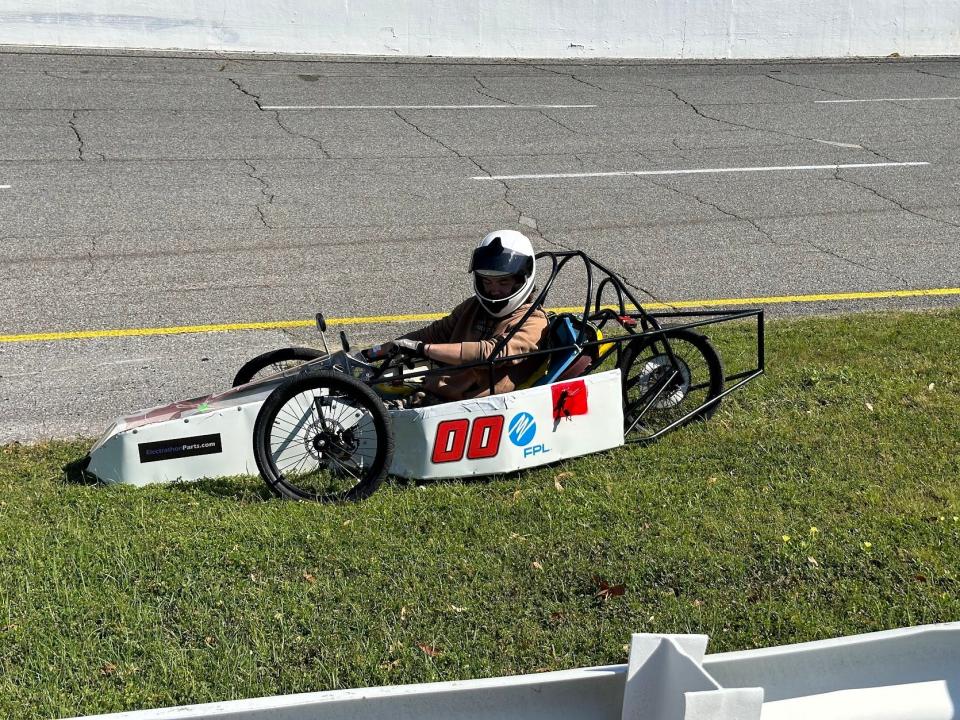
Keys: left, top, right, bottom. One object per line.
{"left": 1, "top": 0, "right": 959, "bottom": 58}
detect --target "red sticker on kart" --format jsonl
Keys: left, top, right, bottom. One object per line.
{"left": 552, "top": 380, "right": 588, "bottom": 419}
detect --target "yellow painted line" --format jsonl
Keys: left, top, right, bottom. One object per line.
{"left": 2, "top": 287, "right": 959, "bottom": 344}
{"left": 624, "top": 286, "right": 960, "bottom": 309}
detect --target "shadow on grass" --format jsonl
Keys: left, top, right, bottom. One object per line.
{"left": 388, "top": 464, "right": 560, "bottom": 493}
{"left": 61, "top": 454, "right": 99, "bottom": 486}
{"left": 178, "top": 472, "right": 509, "bottom": 503}
{"left": 57, "top": 457, "right": 542, "bottom": 503}
{"left": 59, "top": 454, "right": 275, "bottom": 502}
{"left": 168, "top": 476, "right": 276, "bottom": 502}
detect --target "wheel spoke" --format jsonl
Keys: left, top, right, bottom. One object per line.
{"left": 276, "top": 449, "right": 312, "bottom": 473}
{"left": 270, "top": 403, "right": 311, "bottom": 461}
{"left": 327, "top": 453, "right": 361, "bottom": 481}
{"left": 286, "top": 452, "right": 314, "bottom": 478}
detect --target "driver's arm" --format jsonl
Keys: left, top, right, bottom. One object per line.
{"left": 364, "top": 302, "right": 468, "bottom": 360}
{"left": 370, "top": 340, "right": 463, "bottom": 365}
{"left": 424, "top": 308, "right": 547, "bottom": 365}
{"left": 459, "top": 312, "right": 548, "bottom": 363}
{"left": 422, "top": 342, "right": 462, "bottom": 365}
{"left": 366, "top": 339, "right": 461, "bottom": 364}
{"left": 399, "top": 299, "right": 471, "bottom": 346}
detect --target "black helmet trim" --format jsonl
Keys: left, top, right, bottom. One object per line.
{"left": 469, "top": 236, "right": 534, "bottom": 277}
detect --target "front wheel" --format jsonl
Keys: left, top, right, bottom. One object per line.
{"left": 618, "top": 328, "right": 724, "bottom": 441}
{"left": 253, "top": 369, "right": 394, "bottom": 502}
{"left": 233, "top": 347, "right": 325, "bottom": 387}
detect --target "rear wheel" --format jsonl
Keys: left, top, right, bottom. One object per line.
{"left": 233, "top": 347, "right": 325, "bottom": 387}
{"left": 618, "top": 328, "right": 724, "bottom": 440}
{"left": 253, "top": 370, "right": 394, "bottom": 502}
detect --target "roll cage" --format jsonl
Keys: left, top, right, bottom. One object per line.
{"left": 360, "top": 250, "right": 764, "bottom": 442}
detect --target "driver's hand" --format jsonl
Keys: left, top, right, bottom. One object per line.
{"left": 393, "top": 338, "right": 425, "bottom": 358}
{"left": 361, "top": 342, "right": 393, "bottom": 361}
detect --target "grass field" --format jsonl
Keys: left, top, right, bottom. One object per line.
{"left": 2, "top": 309, "right": 959, "bottom": 719}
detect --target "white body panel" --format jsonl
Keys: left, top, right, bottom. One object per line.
{"left": 87, "top": 383, "right": 278, "bottom": 487}
{"left": 391, "top": 370, "right": 624, "bottom": 480}
{"left": 67, "top": 623, "right": 960, "bottom": 720}
{"left": 87, "top": 370, "right": 624, "bottom": 486}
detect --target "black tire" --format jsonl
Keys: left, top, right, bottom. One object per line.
{"left": 253, "top": 369, "right": 394, "bottom": 502}
{"left": 233, "top": 347, "right": 325, "bottom": 387}
{"left": 618, "top": 327, "right": 724, "bottom": 440}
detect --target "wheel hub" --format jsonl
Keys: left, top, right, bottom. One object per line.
{"left": 635, "top": 355, "right": 691, "bottom": 409}
{"left": 305, "top": 418, "right": 359, "bottom": 462}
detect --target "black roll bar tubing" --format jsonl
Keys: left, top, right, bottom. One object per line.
{"left": 626, "top": 370, "right": 764, "bottom": 443}
{"left": 488, "top": 250, "right": 646, "bottom": 363}
{"left": 370, "top": 244, "right": 764, "bottom": 392}
{"left": 369, "top": 308, "right": 762, "bottom": 389}
{"left": 424, "top": 249, "right": 765, "bottom": 384}
{"left": 758, "top": 309, "right": 765, "bottom": 372}
{"left": 594, "top": 277, "right": 628, "bottom": 317}
{"left": 483, "top": 250, "right": 649, "bottom": 392}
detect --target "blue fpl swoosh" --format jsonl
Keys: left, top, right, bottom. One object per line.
{"left": 508, "top": 412, "right": 537, "bottom": 447}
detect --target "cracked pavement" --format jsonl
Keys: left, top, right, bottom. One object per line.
{"left": 1, "top": 48, "right": 959, "bottom": 441}
{"left": 241, "top": 158, "right": 276, "bottom": 228}
{"left": 67, "top": 109, "right": 86, "bottom": 161}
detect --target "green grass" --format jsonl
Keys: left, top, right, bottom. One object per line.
{"left": 2, "top": 309, "right": 959, "bottom": 719}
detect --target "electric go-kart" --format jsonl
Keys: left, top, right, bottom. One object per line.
{"left": 84, "top": 251, "right": 764, "bottom": 502}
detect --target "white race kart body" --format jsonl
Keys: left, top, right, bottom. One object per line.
{"left": 87, "top": 370, "right": 624, "bottom": 486}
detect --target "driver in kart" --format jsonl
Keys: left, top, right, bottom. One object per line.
{"left": 366, "top": 230, "right": 549, "bottom": 403}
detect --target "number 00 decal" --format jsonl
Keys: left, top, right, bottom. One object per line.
{"left": 431, "top": 419, "right": 470, "bottom": 464}
{"left": 466, "top": 415, "right": 504, "bottom": 460}
{"left": 431, "top": 415, "right": 505, "bottom": 463}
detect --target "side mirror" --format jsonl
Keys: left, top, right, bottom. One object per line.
{"left": 314, "top": 312, "right": 331, "bottom": 356}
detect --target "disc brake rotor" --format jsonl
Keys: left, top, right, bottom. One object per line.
{"left": 305, "top": 419, "right": 359, "bottom": 459}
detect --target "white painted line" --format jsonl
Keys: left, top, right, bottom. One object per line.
{"left": 816, "top": 97, "right": 960, "bottom": 104}
{"left": 812, "top": 139, "right": 863, "bottom": 149}
{"left": 0, "top": 185, "right": 10, "bottom": 189}
{"left": 472, "top": 161, "right": 929, "bottom": 181}
{"left": 261, "top": 104, "right": 597, "bottom": 110}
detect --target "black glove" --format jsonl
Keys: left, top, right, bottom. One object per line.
{"left": 393, "top": 338, "right": 425, "bottom": 358}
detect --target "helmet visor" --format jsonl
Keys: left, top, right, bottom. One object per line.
{"left": 469, "top": 243, "right": 533, "bottom": 277}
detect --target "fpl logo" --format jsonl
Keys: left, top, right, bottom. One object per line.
{"left": 509, "top": 412, "right": 550, "bottom": 458}
{"left": 508, "top": 412, "right": 536, "bottom": 446}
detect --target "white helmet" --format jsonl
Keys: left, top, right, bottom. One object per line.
{"left": 469, "top": 230, "right": 537, "bottom": 318}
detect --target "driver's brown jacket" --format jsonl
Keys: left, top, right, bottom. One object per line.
{"left": 400, "top": 296, "right": 549, "bottom": 396}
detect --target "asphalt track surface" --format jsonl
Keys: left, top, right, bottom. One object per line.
{"left": 1, "top": 47, "right": 959, "bottom": 442}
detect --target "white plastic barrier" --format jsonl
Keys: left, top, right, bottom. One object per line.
{"left": 69, "top": 664, "right": 629, "bottom": 720}
{"left": 1, "top": 0, "right": 959, "bottom": 59}
{"left": 66, "top": 623, "right": 960, "bottom": 720}
{"left": 703, "top": 623, "right": 960, "bottom": 719}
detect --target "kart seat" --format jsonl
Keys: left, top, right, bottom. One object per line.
{"left": 517, "top": 315, "right": 592, "bottom": 390}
